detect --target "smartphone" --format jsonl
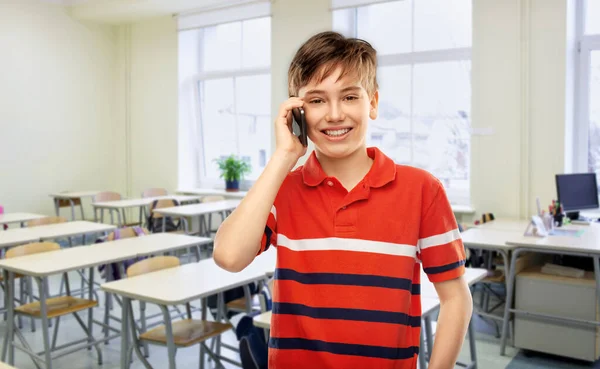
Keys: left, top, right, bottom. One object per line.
{"left": 291, "top": 107, "right": 308, "bottom": 147}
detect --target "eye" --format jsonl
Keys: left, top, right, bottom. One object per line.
{"left": 309, "top": 98, "right": 324, "bottom": 104}
{"left": 344, "top": 95, "right": 359, "bottom": 101}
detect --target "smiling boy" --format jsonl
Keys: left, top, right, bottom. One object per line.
{"left": 214, "top": 31, "right": 472, "bottom": 369}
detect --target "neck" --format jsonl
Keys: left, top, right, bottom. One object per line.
{"left": 316, "top": 146, "right": 373, "bottom": 190}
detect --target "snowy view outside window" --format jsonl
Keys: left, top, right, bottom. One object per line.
{"left": 580, "top": 0, "right": 600, "bottom": 191}
{"left": 333, "top": 0, "right": 472, "bottom": 205}
{"left": 181, "top": 17, "right": 272, "bottom": 184}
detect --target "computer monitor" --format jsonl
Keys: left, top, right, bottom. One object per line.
{"left": 555, "top": 173, "right": 599, "bottom": 218}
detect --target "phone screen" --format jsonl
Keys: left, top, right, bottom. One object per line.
{"left": 291, "top": 107, "right": 308, "bottom": 147}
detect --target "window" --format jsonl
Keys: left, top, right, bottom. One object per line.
{"left": 179, "top": 17, "right": 271, "bottom": 186}
{"left": 333, "top": 0, "right": 472, "bottom": 205}
{"left": 576, "top": 0, "right": 600, "bottom": 191}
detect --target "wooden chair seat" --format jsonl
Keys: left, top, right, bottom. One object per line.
{"left": 226, "top": 295, "right": 258, "bottom": 311}
{"left": 15, "top": 296, "right": 98, "bottom": 319}
{"left": 482, "top": 269, "right": 505, "bottom": 283}
{"left": 57, "top": 198, "right": 81, "bottom": 207}
{"left": 139, "top": 319, "right": 232, "bottom": 347}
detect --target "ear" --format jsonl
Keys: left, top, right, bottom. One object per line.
{"left": 369, "top": 90, "right": 379, "bottom": 120}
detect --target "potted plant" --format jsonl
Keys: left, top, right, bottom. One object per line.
{"left": 214, "top": 155, "right": 251, "bottom": 192}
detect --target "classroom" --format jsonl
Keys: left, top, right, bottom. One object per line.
{"left": 1, "top": 0, "right": 600, "bottom": 368}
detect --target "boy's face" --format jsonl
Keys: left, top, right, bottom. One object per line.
{"left": 298, "top": 66, "right": 379, "bottom": 160}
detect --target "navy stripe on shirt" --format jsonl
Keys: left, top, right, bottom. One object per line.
{"left": 423, "top": 259, "right": 466, "bottom": 275}
{"left": 273, "top": 302, "right": 421, "bottom": 327}
{"left": 264, "top": 225, "right": 273, "bottom": 251}
{"left": 275, "top": 268, "right": 415, "bottom": 291}
{"left": 269, "top": 337, "right": 419, "bottom": 360}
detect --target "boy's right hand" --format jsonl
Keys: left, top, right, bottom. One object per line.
{"left": 274, "top": 97, "right": 308, "bottom": 163}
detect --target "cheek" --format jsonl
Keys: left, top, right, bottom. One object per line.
{"left": 304, "top": 109, "right": 323, "bottom": 129}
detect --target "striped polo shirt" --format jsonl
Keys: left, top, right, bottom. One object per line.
{"left": 258, "top": 147, "right": 465, "bottom": 369}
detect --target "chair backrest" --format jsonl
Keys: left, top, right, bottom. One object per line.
{"left": 6, "top": 242, "right": 61, "bottom": 259}
{"left": 106, "top": 226, "right": 149, "bottom": 242}
{"left": 27, "top": 216, "right": 67, "bottom": 227}
{"left": 94, "top": 191, "right": 122, "bottom": 203}
{"left": 201, "top": 195, "right": 225, "bottom": 203}
{"left": 149, "top": 199, "right": 178, "bottom": 219}
{"left": 141, "top": 188, "right": 168, "bottom": 198}
{"left": 126, "top": 256, "right": 180, "bottom": 277}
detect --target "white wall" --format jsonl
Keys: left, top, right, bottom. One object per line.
{"left": 471, "top": 0, "right": 576, "bottom": 219}
{"left": 115, "top": 16, "right": 179, "bottom": 197}
{"left": 271, "top": 0, "right": 332, "bottom": 167}
{"left": 0, "top": 0, "right": 121, "bottom": 215}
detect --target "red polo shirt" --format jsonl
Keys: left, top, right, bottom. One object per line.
{"left": 258, "top": 147, "right": 465, "bottom": 369}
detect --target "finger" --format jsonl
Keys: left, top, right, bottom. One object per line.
{"left": 278, "top": 99, "right": 304, "bottom": 119}
{"left": 285, "top": 111, "right": 293, "bottom": 131}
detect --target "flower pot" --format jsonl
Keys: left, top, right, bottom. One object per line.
{"left": 225, "top": 179, "right": 240, "bottom": 192}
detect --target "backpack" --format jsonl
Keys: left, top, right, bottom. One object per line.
{"left": 146, "top": 199, "right": 181, "bottom": 233}
{"left": 98, "top": 226, "right": 148, "bottom": 281}
{"left": 235, "top": 283, "right": 273, "bottom": 369}
{"left": 237, "top": 312, "right": 268, "bottom": 369}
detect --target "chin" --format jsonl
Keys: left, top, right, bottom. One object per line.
{"left": 314, "top": 142, "right": 364, "bottom": 159}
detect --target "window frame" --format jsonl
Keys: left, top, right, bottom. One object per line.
{"left": 575, "top": 1, "right": 600, "bottom": 176}
{"left": 333, "top": 1, "right": 472, "bottom": 205}
{"left": 190, "top": 17, "right": 272, "bottom": 188}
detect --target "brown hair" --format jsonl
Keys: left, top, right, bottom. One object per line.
{"left": 288, "top": 31, "right": 378, "bottom": 97}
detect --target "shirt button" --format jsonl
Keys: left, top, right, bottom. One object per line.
{"left": 327, "top": 181, "right": 334, "bottom": 187}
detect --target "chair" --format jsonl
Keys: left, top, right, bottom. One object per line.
{"left": 26, "top": 216, "right": 67, "bottom": 228}
{"left": 27, "top": 216, "right": 73, "bottom": 247}
{"left": 147, "top": 199, "right": 187, "bottom": 234}
{"left": 94, "top": 191, "right": 138, "bottom": 227}
{"left": 6, "top": 242, "right": 102, "bottom": 367}
{"left": 125, "top": 256, "right": 231, "bottom": 368}
{"left": 139, "top": 188, "right": 169, "bottom": 225}
{"left": 100, "top": 227, "right": 150, "bottom": 343}
{"left": 141, "top": 188, "right": 168, "bottom": 198}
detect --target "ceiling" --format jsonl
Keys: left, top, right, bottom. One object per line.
{"left": 38, "top": 0, "right": 259, "bottom": 24}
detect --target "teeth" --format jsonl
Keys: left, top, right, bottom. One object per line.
{"left": 325, "top": 128, "right": 350, "bottom": 137}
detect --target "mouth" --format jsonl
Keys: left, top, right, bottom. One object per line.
{"left": 321, "top": 127, "right": 353, "bottom": 139}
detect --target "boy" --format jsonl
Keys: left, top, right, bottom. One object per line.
{"left": 214, "top": 31, "right": 472, "bottom": 369}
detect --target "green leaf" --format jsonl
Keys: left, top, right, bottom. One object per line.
{"left": 213, "top": 154, "right": 252, "bottom": 182}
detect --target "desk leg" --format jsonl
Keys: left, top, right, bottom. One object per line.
{"left": 87, "top": 268, "right": 95, "bottom": 350}
{"left": 468, "top": 315, "right": 477, "bottom": 369}
{"left": 423, "top": 316, "right": 433, "bottom": 360}
{"left": 419, "top": 327, "right": 427, "bottom": 369}
{"left": 594, "top": 257, "right": 600, "bottom": 331}
{"left": 160, "top": 305, "right": 177, "bottom": 369}
{"left": 69, "top": 199, "right": 76, "bottom": 221}
{"left": 500, "top": 248, "right": 520, "bottom": 355}
{"left": 2, "top": 271, "right": 15, "bottom": 363}
{"left": 54, "top": 198, "right": 60, "bottom": 217}
{"left": 36, "top": 277, "right": 53, "bottom": 369}
{"left": 120, "top": 297, "right": 130, "bottom": 369}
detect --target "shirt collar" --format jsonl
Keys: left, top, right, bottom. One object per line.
{"left": 301, "top": 147, "right": 396, "bottom": 188}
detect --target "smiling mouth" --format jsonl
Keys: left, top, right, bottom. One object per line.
{"left": 322, "top": 128, "right": 352, "bottom": 137}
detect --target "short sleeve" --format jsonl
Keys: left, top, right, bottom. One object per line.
{"left": 258, "top": 204, "right": 278, "bottom": 255}
{"left": 418, "top": 180, "right": 466, "bottom": 283}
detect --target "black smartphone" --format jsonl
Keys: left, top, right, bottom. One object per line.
{"left": 291, "top": 107, "right": 308, "bottom": 147}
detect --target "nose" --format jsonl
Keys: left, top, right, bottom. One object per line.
{"left": 325, "top": 101, "right": 345, "bottom": 123}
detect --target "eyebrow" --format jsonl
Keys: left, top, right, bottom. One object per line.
{"left": 304, "top": 86, "right": 362, "bottom": 95}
